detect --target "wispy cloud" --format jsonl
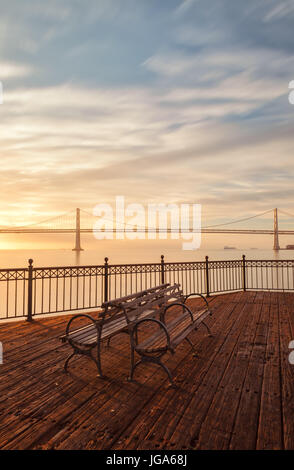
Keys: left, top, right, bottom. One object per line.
{"left": 263, "top": 1, "right": 294, "bottom": 22}
{"left": 0, "top": 0, "right": 294, "bottom": 234}
{"left": 0, "top": 62, "right": 34, "bottom": 79}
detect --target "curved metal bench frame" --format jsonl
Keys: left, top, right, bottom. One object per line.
{"left": 61, "top": 283, "right": 180, "bottom": 377}
{"left": 129, "top": 295, "right": 212, "bottom": 386}
{"left": 64, "top": 313, "right": 104, "bottom": 376}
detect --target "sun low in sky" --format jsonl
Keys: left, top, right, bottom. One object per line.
{"left": 0, "top": 0, "right": 294, "bottom": 246}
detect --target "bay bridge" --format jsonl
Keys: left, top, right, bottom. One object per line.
{"left": 0, "top": 207, "right": 293, "bottom": 251}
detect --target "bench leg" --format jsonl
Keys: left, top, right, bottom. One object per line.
{"left": 154, "top": 359, "right": 175, "bottom": 387}
{"left": 96, "top": 341, "right": 103, "bottom": 377}
{"left": 137, "top": 356, "right": 175, "bottom": 387}
{"left": 201, "top": 321, "right": 213, "bottom": 337}
{"left": 128, "top": 358, "right": 142, "bottom": 382}
{"left": 64, "top": 350, "right": 77, "bottom": 372}
{"left": 127, "top": 344, "right": 136, "bottom": 381}
{"left": 185, "top": 337, "right": 199, "bottom": 357}
{"left": 64, "top": 348, "right": 104, "bottom": 378}
{"left": 128, "top": 352, "right": 175, "bottom": 387}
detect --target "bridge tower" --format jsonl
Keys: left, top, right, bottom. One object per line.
{"left": 72, "top": 208, "right": 84, "bottom": 251}
{"left": 273, "top": 208, "right": 280, "bottom": 251}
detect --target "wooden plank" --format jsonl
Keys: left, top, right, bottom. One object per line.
{"left": 33, "top": 297, "right": 221, "bottom": 450}
{"left": 278, "top": 292, "right": 294, "bottom": 450}
{"left": 256, "top": 300, "right": 282, "bottom": 450}
{"left": 0, "top": 339, "right": 131, "bottom": 448}
{"left": 112, "top": 296, "right": 236, "bottom": 449}
{"left": 192, "top": 300, "right": 263, "bottom": 449}
{"left": 228, "top": 301, "right": 270, "bottom": 449}
{"left": 0, "top": 291, "right": 291, "bottom": 450}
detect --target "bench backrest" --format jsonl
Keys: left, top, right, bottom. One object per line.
{"left": 103, "top": 283, "right": 170, "bottom": 308}
{"left": 102, "top": 283, "right": 184, "bottom": 325}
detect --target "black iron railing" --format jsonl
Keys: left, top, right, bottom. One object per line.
{"left": 0, "top": 255, "right": 294, "bottom": 321}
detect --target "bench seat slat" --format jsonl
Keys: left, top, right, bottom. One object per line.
{"left": 66, "top": 308, "right": 157, "bottom": 346}
{"left": 136, "top": 308, "right": 209, "bottom": 354}
{"left": 136, "top": 316, "right": 191, "bottom": 352}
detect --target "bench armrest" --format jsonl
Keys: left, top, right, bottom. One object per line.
{"left": 184, "top": 292, "right": 209, "bottom": 310}
{"left": 131, "top": 317, "right": 171, "bottom": 351}
{"left": 161, "top": 302, "right": 194, "bottom": 324}
{"left": 65, "top": 314, "right": 101, "bottom": 348}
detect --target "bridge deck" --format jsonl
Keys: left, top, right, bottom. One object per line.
{"left": 0, "top": 291, "right": 294, "bottom": 450}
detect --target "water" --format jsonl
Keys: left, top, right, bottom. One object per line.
{"left": 0, "top": 244, "right": 293, "bottom": 320}
{"left": 0, "top": 244, "right": 293, "bottom": 270}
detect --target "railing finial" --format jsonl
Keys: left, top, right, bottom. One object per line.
{"left": 205, "top": 256, "right": 210, "bottom": 297}
{"left": 104, "top": 257, "right": 109, "bottom": 303}
{"left": 161, "top": 255, "right": 165, "bottom": 284}
{"left": 242, "top": 254, "right": 246, "bottom": 291}
{"left": 27, "top": 259, "right": 34, "bottom": 322}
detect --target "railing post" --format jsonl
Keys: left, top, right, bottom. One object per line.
{"left": 161, "top": 254, "right": 165, "bottom": 284}
{"left": 242, "top": 254, "right": 246, "bottom": 291}
{"left": 27, "top": 258, "right": 33, "bottom": 322}
{"left": 205, "top": 255, "right": 210, "bottom": 297}
{"left": 104, "top": 257, "right": 109, "bottom": 303}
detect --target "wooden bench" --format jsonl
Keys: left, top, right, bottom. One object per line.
{"left": 129, "top": 292, "right": 213, "bottom": 386}
{"left": 60, "top": 283, "right": 184, "bottom": 377}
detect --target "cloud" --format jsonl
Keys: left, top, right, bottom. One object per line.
{"left": 143, "top": 46, "right": 294, "bottom": 83}
{"left": 174, "top": 0, "right": 198, "bottom": 15}
{"left": 0, "top": 0, "right": 294, "bottom": 237}
{"left": 0, "top": 62, "right": 34, "bottom": 79}
{"left": 263, "top": 1, "right": 294, "bottom": 22}
{"left": 0, "top": 77, "right": 293, "bottom": 221}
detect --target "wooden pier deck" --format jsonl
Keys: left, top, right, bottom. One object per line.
{"left": 0, "top": 291, "right": 294, "bottom": 450}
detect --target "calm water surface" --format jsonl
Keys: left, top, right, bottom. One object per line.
{"left": 0, "top": 245, "right": 293, "bottom": 319}
{"left": 0, "top": 246, "right": 293, "bottom": 269}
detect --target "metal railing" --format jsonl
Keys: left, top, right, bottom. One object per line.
{"left": 0, "top": 255, "right": 294, "bottom": 321}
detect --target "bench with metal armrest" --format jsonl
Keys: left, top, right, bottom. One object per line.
{"left": 59, "top": 283, "right": 185, "bottom": 377}
{"left": 129, "top": 293, "right": 213, "bottom": 387}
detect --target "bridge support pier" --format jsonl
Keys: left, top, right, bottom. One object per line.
{"left": 273, "top": 208, "right": 280, "bottom": 251}
{"left": 72, "top": 208, "right": 84, "bottom": 251}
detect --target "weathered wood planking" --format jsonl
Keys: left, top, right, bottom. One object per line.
{"left": 0, "top": 292, "right": 294, "bottom": 450}
{"left": 256, "top": 300, "right": 282, "bottom": 449}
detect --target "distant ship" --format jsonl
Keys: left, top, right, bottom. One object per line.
{"left": 224, "top": 246, "right": 236, "bottom": 250}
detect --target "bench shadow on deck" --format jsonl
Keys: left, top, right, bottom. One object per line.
{"left": 1, "top": 291, "right": 294, "bottom": 450}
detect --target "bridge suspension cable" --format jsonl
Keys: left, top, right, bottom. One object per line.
{"left": 202, "top": 209, "right": 274, "bottom": 228}
{"left": 81, "top": 208, "right": 275, "bottom": 232}
{"left": 0, "top": 210, "right": 76, "bottom": 230}
{"left": 0, "top": 207, "right": 293, "bottom": 240}
{"left": 279, "top": 209, "right": 294, "bottom": 219}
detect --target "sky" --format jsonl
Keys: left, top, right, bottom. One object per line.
{"left": 0, "top": 0, "right": 294, "bottom": 249}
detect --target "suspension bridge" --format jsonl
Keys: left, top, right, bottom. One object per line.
{"left": 0, "top": 207, "right": 294, "bottom": 251}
